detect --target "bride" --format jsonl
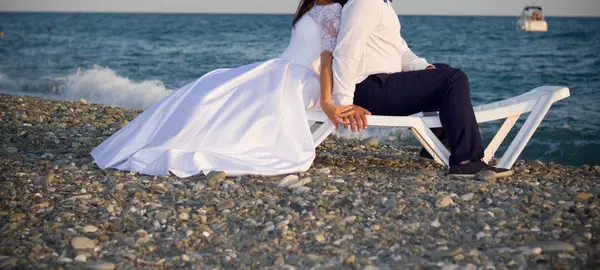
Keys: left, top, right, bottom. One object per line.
{"left": 91, "top": 0, "right": 353, "bottom": 177}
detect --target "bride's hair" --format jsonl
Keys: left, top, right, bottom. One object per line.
{"left": 293, "top": 0, "right": 348, "bottom": 26}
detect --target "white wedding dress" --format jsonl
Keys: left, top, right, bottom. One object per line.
{"left": 91, "top": 4, "right": 342, "bottom": 177}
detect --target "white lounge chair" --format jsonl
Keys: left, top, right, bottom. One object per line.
{"left": 308, "top": 86, "right": 571, "bottom": 169}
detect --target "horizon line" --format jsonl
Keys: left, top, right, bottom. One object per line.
{"left": 0, "top": 10, "right": 599, "bottom": 18}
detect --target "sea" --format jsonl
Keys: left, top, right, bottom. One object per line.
{"left": 0, "top": 13, "right": 599, "bottom": 165}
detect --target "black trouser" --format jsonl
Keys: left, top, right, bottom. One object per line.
{"left": 353, "top": 63, "right": 484, "bottom": 165}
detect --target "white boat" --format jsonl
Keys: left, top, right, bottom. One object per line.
{"left": 517, "top": 6, "right": 548, "bottom": 32}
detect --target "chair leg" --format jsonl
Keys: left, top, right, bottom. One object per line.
{"left": 410, "top": 122, "right": 451, "bottom": 167}
{"left": 497, "top": 96, "right": 553, "bottom": 169}
{"left": 483, "top": 114, "right": 520, "bottom": 164}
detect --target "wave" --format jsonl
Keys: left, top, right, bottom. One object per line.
{"left": 0, "top": 67, "right": 173, "bottom": 110}
{"left": 60, "top": 66, "right": 173, "bottom": 110}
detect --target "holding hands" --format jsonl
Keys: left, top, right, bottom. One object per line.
{"left": 321, "top": 102, "right": 371, "bottom": 132}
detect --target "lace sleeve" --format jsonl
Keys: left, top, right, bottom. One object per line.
{"left": 317, "top": 4, "right": 342, "bottom": 52}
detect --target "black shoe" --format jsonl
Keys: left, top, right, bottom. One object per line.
{"left": 448, "top": 160, "right": 514, "bottom": 178}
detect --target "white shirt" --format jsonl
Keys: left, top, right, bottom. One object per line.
{"left": 332, "top": 0, "right": 431, "bottom": 106}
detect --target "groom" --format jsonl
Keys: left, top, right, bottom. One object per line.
{"left": 332, "top": 0, "right": 512, "bottom": 177}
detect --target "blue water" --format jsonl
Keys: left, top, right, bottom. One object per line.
{"left": 0, "top": 13, "right": 599, "bottom": 165}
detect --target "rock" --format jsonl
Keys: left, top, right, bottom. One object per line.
{"left": 179, "top": 212, "right": 190, "bottom": 220}
{"left": 484, "top": 263, "right": 496, "bottom": 270}
{"left": 5, "top": 147, "right": 18, "bottom": 154}
{"left": 429, "top": 247, "right": 462, "bottom": 260}
{"left": 46, "top": 172, "right": 56, "bottom": 183}
{"left": 287, "top": 177, "right": 312, "bottom": 189}
{"left": 418, "top": 169, "right": 437, "bottom": 177}
{"left": 58, "top": 256, "right": 73, "bottom": 263}
{"left": 382, "top": 198, "right": 397, "bottom": 209}
{"left": 181, "top": 254, "right": 190, "bottom": 262}
{"left": 575, "top": 192, "right": 593, "bottom": 201}
{"left": 315, "top": 233, "right": 326, "bottom": 243}
{"left": 71, "top": 236, "right": 95, "bottom": 250}
{"left": 476, "top": 170, "right": 495, "bottom": 181}
{"left": 519, "top": 246, "right": 542, "bottom": 255}
{"left": 274, "top": 253, "right": 285, "bottom": 265}
{"left": 80, "top": 98, "right": 88, "bottom": 105}
{"left": 476, "top": 232, "right": 490, "bottom": 241}
{"left": 441, "top": 264, "right": 461, "bottom": 270}
{"left": 332, "top": 178, "right": 345, "bottom": 185}
{"left": 85, "top": 262, "right": 116, "bottom": 270}
{"left": 534, "top": 241, "right": 575, "bottom": 253}
{"left": 217, "top": 199, "right": 235, "bottom": 211}
{"left": 277, "top": 219, "right": 290, "bottom": 230}
{"left": 293, "top": 186, "right": 311, "bottom": 195}
{"left": 461, "top": 193, "right": 475, "bottom": 202}
{"left": 206, "top": 171, "right": 226, "bottom": 183}
{"left": 435, "top": 195, "right": 454, "bottom": 208}
{"left": 83, "top": 225, "right": 98, "bottom": 233}
{"left": 317, "top": 167, "right": 331, "bottom": 174}
{"left": 431, "top": 218, "right": 441, "bottom": 228}
{"left": 465, "top": 264, "right": 477, "bottom": 270}
{"left": 361, "top": 137, "right": 379, "bottom": 147}
{"left": 278, "top": 175, "right": 299, "bottom": 188}
{"left": 150, "top": 184, "right": 168, "bottom": 194}
{"left": 344, "top": 216, "right": 357, "bottom": 223}
{"left": 75, "top": 254, "right": 87, "bottom": 263}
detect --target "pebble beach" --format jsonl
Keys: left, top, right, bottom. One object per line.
{"left": 1, "top": 94, "right": 599, "bottom": 269}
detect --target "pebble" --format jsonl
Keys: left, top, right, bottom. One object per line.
{"left": 150, "top": 183, "right": 168, "bottom": 194}
{"left": 429, "top": 247, "right": 462, "bottom": 260}
{"left": 181, "top": 254, "right": 190, "bottom": 262}
{"left": 535, "top": 241, "right": 576, "bottom": 253}
{"left": 71, "top": 236, "right": 95, "bottom": 250}
{"left": 0, "top": 95, "right": 597, "bottom": 269}
{"left": 293, "top": 186, "right": 311, "bottom": 195}
{"left": 575, "top": 192, "right": 593, "bottom": 201}
{"left": 287, "top": 177, "right": 312, "bottom": 189}
{"left": 58, "top": 256, "right": 73, "bottom": 263}
{"left": 85, "top": 262, "right": 116, "bottom": 270}
{"left": 5, "top": 147, "right": 18, "bottom": 153}
{"left": 315, "top": 233, "right": 326, "bottom": 243}
{"left": 461, "top": 193, "right": 475, "bottom": 202}
{"left": 278, "top": 175, "right": 299, "bottom": 188}
{"left": 436, "top": 195, "right": 454, "bottom": 208}
{"left": 83, "top": 225, "right": 98, "bottom": 233}
{"left": 317, "top": 167, "right": 331, "bottom": 174}
{"left": 360, "top": 137, "right": 379, "bottom": 147}
{"left": 217, "top": 199, "right": 235, "bottom": 211}
{"left": 431, "top": 218, "right": 441, "bottom": 228}
{"left": 418, "top": 169, "right": 437, "bottom": 177}
{"left": 75, "top": 254, "right": 87, "bottom": 263}
{"left": 206, "top": 171, "right": 226, "bottom": 183}
{"left": 178, "top": 212, "right": 190, "bottom": 220}
{"left": 80, "top": 98, "right": 88, "bottom": 105}
{"left": 476, "top": 170, "right": 496, "bottom": 181}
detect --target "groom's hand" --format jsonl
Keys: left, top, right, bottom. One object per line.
{"left": 344, "top": 105, "right": 371, "bottom": 132}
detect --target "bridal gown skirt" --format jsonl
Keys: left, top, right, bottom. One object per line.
{"left": 91, "top": 59, "right": 322, "bottom": 177}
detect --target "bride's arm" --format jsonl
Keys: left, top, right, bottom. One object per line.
{"left": 319, "top": 51, "right": 334, "bottom": 107}
{"left": 318, "top": 4, "right": 353, "bottom": 127}
{"left": 320, "top": 51, "right": 353, "bottom": 126}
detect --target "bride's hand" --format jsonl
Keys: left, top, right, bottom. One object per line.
{"left": 321, "top": 101, "right": 354, "bottom": 128}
